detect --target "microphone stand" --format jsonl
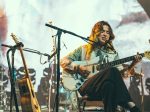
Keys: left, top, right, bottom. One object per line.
{"left": 45, "top": 23, "right": 97, "bottom": 112}
{"left": 55, "top": 30, "right": 62, "bottom": 112}
{"left": 48, "top": 28, "right": 57, "bottom": 112}
{"left": 45, "top": 24, "right": 96, "bottom": 44}
{"left": 6, "top": 43, "right": 23, "bottom": 112}
{"left": 2, "top": 44, "right": 56, "bottom": 61}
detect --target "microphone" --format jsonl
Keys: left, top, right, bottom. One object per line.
{"left": 15, "top": 42, "right": 24, "bottom": 48}
{"left": 43, "top": 50, "right": 57, "bottom": 60}
{"left": 10, "top": 42, "right": 24, "bottom": 50}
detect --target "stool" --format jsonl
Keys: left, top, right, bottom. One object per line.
{"left": 75, "top": 92, "right": 128, "bottom": 112}
{"left": 75, "top": 91, "right": 104, "bottom": 112}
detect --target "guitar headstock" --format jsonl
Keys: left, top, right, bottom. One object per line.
{"left": 11, "top": 33, "right": 19, "bottom": 44}
{"left": 144, "top": 51, "right": 150, "bottom": 60}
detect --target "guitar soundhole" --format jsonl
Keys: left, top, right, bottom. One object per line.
{"left": 76, "top": 82, "right": 81, "bottom": 88}
{"left": 19, "top": 85, "right": 28, "bottom": 95}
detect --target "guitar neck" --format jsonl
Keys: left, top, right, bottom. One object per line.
{"left": 98, "top": 53, "right": 144, "bottom": 69}
{"left": 19, "top": 47, "right": 30, "bottom": 78}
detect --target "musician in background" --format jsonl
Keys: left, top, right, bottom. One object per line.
{"left": 60, "top": 21, "right": 142, "bottom": 112}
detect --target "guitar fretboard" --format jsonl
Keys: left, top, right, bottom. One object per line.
{"left": 97, "top": 53, "right": 144, "bottom": 70}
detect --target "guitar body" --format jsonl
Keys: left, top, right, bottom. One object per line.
{"left": 62, "top": 59, "right": 99, "bottom": 91}
{"left": 62, "top": 70, "right": 84, "bottom": 91}
{"left": 18, "top": 78, "right": 40, "bottom": 112}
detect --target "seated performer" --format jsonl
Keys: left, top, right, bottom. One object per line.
{"left": 60, "top": 21, "right": 142, "bottom": 112}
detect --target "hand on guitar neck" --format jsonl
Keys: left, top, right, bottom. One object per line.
{"left": 122, "top": 52, "right": 142, "bottom": 78}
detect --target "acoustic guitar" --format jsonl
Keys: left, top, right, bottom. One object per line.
{"left": 62, "top": 51, "right": 150, "bottom": 91}
{"left": 11, "top": 33, "right": 41, "bottom": 112}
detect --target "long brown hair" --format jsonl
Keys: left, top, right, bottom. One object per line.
{"left": 85, "top": 21, "right": 115, "bottom": 59}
